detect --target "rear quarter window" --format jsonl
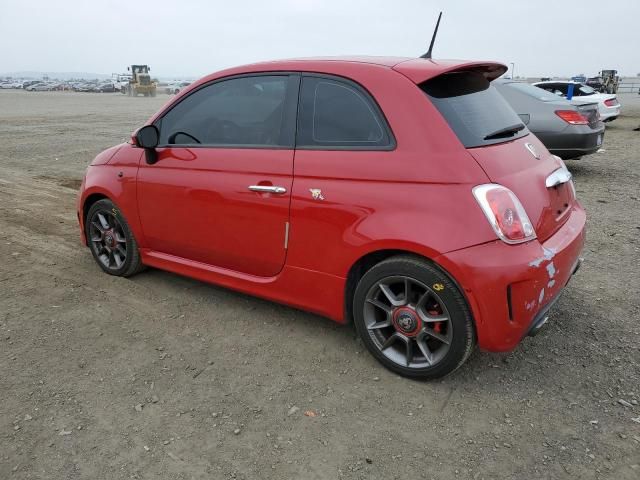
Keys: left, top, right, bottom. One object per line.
{"left": 420, "top": 71, "right": 528, "bottom": 148}
{"left": 296, "top": 75, "right": 394, "bottom": 150}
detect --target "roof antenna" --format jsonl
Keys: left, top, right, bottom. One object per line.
{"left": 420, "top": 11, "right": 442, "bottom": 59}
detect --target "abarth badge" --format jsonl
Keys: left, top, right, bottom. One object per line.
{"left": 309, "top": 189, "right": 325, "bottom": 201}
{"left": 525, "top": 142, "right": 540, "bottom": 160}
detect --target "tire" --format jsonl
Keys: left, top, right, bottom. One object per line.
{"left": 353, "top": 255, "right": 475, "bottom": 379}
{"left": 85, "top": 199, "right": 144, "bottom": 277}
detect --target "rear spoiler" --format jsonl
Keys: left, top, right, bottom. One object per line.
{"left": 393, "top": 59, "right": 507, "bottom": 85}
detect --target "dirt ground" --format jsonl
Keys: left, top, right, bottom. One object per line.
{"left": 1, "top": 89, "right": 639, "bottom": 480}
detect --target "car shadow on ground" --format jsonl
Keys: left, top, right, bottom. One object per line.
{"left": 565, "top": 160, "right": 598, "bottom": 179}
{"left": 130, "top": 265, "right": 576, "bottom": 387}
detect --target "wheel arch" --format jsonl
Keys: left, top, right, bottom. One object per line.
{"left": 82, "top": 192, "right": 110, "bottom": 226}
{"left": 343, "top": 248, "right": 476, "bottom": 336}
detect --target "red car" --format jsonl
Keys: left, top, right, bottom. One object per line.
{"left": 77, "top": 56, "right": 585, "bottom": 378}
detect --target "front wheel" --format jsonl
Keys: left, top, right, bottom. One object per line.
{"left": 353, "top": 255, "right": 475, "bottom": 379}
{"left": 85, "top": 199, "right": 143, "bottom": 277}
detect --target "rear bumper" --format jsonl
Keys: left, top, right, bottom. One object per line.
{"left": 600, "top": 105, "right": 621, "bottom": 121}
{"left": 539, "top": 127, "right": 604, "bottom": 159}
{"left": 435, "top": 205, "right": 586, "bottom": 352}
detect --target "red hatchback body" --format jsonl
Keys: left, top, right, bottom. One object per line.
{"left": 77, "top": 57, "right": 585, "bottom": 378}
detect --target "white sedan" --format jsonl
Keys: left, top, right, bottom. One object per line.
{"left": 533, "top": 81, "right": 621, "bottom": 122}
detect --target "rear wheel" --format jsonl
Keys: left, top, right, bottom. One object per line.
{"left": 353, "top": 255, "right": 475, "bottom": 379}
{"left": 85, "top": 199, "right": 143, "bottom": 277}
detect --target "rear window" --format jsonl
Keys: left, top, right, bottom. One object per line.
{"left": 500, "top": 82, "right": 559, "bottom": 102}
{"left": 577, "top": 85, "right": 596, "bottom": 95}
{"left": 420, "top": 71, "right": 528, "bottom": 148}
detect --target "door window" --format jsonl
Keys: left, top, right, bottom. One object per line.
{"left": 158, "top": 75, "right": 292, "bottom": 147}
{"left": 297, "top": 76, "right": 393, "bottom": 149}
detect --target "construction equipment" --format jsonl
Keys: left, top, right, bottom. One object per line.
{"left": 600, "top": 70, "right": 619, "bottom": 94}
{"left": 125, "top": 65, "right": 157, "bottom": 97}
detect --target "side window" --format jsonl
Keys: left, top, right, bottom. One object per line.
{"left": 158, "top": 75, "right": 290, "bottom": 147}
{"left": 297, "top": 76, "right": 393, "bottom": 149}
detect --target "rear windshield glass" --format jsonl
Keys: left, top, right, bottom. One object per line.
{"left": 578, "top": 85, "right": 596, "bottom": 95}
{"left": 500, "top": 81, "right": 559, "bottom": 102}
{"left": 420, "top": 71, "right": 528, "bottom": 148}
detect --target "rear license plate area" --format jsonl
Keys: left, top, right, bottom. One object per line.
{"left": 550, "top": 183, "right": 572, "bottom": 219}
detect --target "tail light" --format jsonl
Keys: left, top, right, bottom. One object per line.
{"left": 473, "top": 184, "right": 536, "bottom": 244}
{"left": 555, "top": 110, "right": 589, "bottom": 125}
{"left": 604, "top": 98, "right": 618, "bottom": 107}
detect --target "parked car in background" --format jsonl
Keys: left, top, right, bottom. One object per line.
{"left": 586, "top": 76, "right": 603, "bottom": 91}
{"left": 112, "top": 74, "right": 132, "bottom": 94}
{"left": 165, "top": 81, "right": 191, "bottom": 94}
{"left": 22, "top": 80, "right": 41, "bottom": 89}
{"left": 78, "top": 56, "right": 585, "bottom": 379}
{"left": 98, "top": 82, "right": 117, "bottom": 93}
{"left": 533, "top": 81, "right": 621, "bottom": 122}
{"left": 75, "top": 83, "right": 101, "bottom": 93}
{"left": 571, "top": 75, "right": 587, "bottom": 83}
{"left": 0, "top": 82, "right": 22, "bottom": 89}
{"left": 495, "top": 80, "right": 604, "bottom": 159}
{"left": 27, "top": 83, "right": 52, "bottom": 91}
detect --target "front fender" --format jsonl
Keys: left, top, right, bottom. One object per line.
{"left": 78, "top": 146, "right": 144, "bottom": 247}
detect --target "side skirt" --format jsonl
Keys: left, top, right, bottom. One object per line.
{"left": 140, "top": 250, "right": 347, "bottom": 323}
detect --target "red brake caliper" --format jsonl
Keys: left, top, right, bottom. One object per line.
{"left": 428, "top": 308, "right": 443, "bottom": 333}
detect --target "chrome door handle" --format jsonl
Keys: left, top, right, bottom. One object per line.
{"left": 248, "top": 185, "right": 287, "bottom": 194}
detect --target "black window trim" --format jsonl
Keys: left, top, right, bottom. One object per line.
{"left": 295, "top": 73, "right": 396, "bottom": 152}
{"left": 153, "top": 72, "right": 301, "bottom": 150}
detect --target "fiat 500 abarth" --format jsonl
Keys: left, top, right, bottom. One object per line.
{"left": 77, "top": 56, "right": 585, "bottom": 378}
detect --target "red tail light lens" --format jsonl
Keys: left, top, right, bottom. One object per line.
{"left": 604, "top": 98, "right": 618, "bottom": 107}
{"left": 473, "top": 184, "right": 536, "bottom": 244}
{"left": 555, "top": 110, "right": 589, "bottom": 125}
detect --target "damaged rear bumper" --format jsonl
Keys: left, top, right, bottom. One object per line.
{"left": 435, "top": 205, "right": 586, "bottom": 352}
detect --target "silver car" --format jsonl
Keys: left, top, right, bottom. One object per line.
{"left": 495, "top": 80, "right": 604, "bottom": 160}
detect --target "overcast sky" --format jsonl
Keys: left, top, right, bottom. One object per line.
{"left": 1, "top": 0, "right": 638, "bottom": 79}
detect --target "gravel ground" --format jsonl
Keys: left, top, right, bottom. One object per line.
{"left": 1, "top": 90, "right": 639, "bottom": 480}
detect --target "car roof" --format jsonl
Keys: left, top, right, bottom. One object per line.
{"left": 196, "top": 56, "right": 507, "bottom": 86}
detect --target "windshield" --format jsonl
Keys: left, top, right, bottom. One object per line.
{"left": 420, "top": 71, "right": 528, "bottom": 148}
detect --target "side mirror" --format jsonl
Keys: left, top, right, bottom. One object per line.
{"left": 134, "top": 125, "right": 159, "bottom": 164}
{"left": 136, "top": 125, "right": 159, "bottom": 148}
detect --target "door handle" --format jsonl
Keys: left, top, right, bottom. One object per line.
{"left": 248, "top": 185, "right": 287, "bottom": 194}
